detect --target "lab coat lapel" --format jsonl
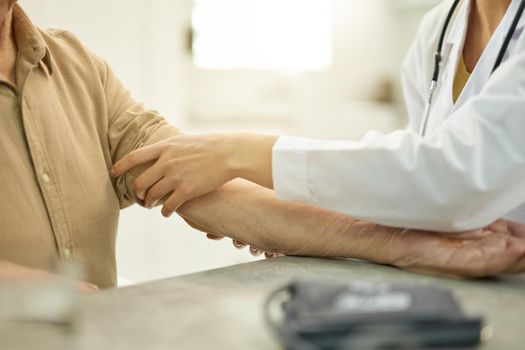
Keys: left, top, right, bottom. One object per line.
{"left": 423, "top": 0, "right": 470, "bottom": 135}
{"left": 441, "top": 0, "right": 470, "bottom": 116}
{"left": 414, "top": 0, "right": 525, "bottom": 136}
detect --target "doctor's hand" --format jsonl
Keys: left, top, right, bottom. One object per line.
{"left": 384, "top": 220, "right": 525, "bottom": 278}
{"left": 110, "top": 133, "right": 277, "bottom": 217}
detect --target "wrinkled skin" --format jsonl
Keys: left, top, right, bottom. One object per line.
{"left": 345, "top": 219, "right": 525, "bottom": 279}
{"left": 190, "top": 218, "right": 525, "bottom": 279}
{"left": 171, "top": 178, "right": 525, "bottom": 280}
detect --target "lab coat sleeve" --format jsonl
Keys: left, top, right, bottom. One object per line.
{"left": 273, "top": 50, "right": 525, "bottom": 232}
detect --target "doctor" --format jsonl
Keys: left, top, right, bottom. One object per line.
{"left": 112, "top": 0, "right": 525, "bottom": 232}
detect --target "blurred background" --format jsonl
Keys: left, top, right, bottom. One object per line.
{"left": 21, "top": 0, "right": 440, "bottom": 285}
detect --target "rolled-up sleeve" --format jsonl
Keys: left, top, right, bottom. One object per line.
{"left": 96, "top": 58, "right": 181, "bottom": 208}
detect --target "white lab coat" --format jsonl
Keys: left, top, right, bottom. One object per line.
{"left": 272, "top": 0, "right": 525, "bottom": 232}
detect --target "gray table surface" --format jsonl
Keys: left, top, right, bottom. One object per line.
{"left": 2, "top": 257, "right": 525, "bottom": 350}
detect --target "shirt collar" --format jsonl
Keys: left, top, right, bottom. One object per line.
{"left": 12, "top": 4, "right": 53, "bottom": 75}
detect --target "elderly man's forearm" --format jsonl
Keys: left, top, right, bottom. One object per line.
{"left": 177, "top": 180, "right": 395, "bottom": 263}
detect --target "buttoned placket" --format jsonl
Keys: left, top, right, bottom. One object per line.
{"left": 17, "top": 59, "right": 75, "bottom": 261}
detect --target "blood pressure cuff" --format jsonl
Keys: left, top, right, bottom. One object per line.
{"left": 265, "top": 280, "right": 483, "bottom": 349}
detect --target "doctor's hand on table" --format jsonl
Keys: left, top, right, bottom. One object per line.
{"left": 380, "top": 220, "right": 525, "bottom": 278}
{"left": 110, "top": 132, "right": 276, "bottom": 217}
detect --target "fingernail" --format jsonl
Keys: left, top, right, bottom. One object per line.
{"left": 109, "top": 169, "right": 116, "bottom": 177}
{"left": 250, "top": 247, "right": 263, "bottom": 256}
{"left": 233, "top": 240, "right": 247, "bottom": 249}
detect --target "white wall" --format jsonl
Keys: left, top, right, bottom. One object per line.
{"left": 21, "top": 0, "right": 435, "bottom": 285}
{"left": 188, "top": 0, "right": 435, "bottom": 140}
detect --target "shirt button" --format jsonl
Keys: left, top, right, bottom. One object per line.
{"left": 63, "top": 249, "right": 72, "bottom": 259}
{"left": 42, "top": 173, "right": 50, "bottom": 184}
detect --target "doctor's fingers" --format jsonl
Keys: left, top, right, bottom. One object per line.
{"left": 463, "top": 235, "right": 525, "bottom": 277}
{"left": 485, "top": 219, "right": 511, "bottom": 236}
{"left": 507, "top": 221, "right": 525, "bottom": 238}
{"left": 111, "top": 143, "right": 166, "bottom": 177}
{"left": 504, "top": 237, "right": 525, "bottom": 273}
{"left": 408, "top": 233, "right": 519, "bottom": 279}
{"left": 133, "top": 161, "right": 165, "bottom": 201}
{"left": 144, "top": 177, "right": 176, "bottom": 208}
{"left": 506, "top": 254, "right": 525, "bottom": 273}
{"left": 161, "top": 190, "right": 190, "bottom": 218}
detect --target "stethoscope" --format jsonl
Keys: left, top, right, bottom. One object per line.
{"left": 420, "top": 0, "right": 525, "bottom": 137}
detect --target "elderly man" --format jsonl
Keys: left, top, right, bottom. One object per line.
{"left": 0, "top": 1, "right": 524, "bottom": 290}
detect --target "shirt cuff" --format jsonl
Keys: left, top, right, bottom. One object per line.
{"left": 272, "top": 136, "right": 312, "bottom": 203}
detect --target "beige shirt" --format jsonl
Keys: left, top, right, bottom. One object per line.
{"left": 0, "top": 5, "right": 179, "bottom": 288}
